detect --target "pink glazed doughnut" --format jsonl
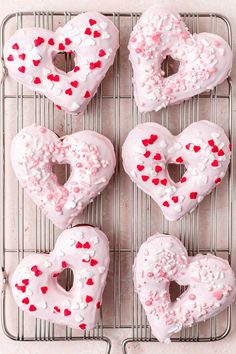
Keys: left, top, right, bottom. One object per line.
{"left": 122, "top": 120, "right": 231, "bottom": 221}
{"left": 11, "top": 225, "right": 110, "bottom": 331}
{"left": 128, "top": 7, "right": 232, "bottom": 112}
{"left": 11, "top": 125, "right": 116, "bottom": 229}
{"left": 4, "top": 12, "right": 119, "bottom": 114}
{"left": 134, "top": 233, "right": 236, "bottom": 343}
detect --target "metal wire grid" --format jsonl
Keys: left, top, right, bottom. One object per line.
{"left": 0, "top": 10, "right": 233, "bottom": 353}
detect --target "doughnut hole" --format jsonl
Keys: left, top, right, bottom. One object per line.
{"left": 53, "top": 52, "right": 76, "bottom": 73}
{"left": 52, "top": 164, "right": 71, "bottom": 185}
{"left": 169, "top": 280, "right": 182, "bottom": 302}
{"left": 167, "top": 163, "right": 186, "bottom": 183}
{"left": 57, "top": 268, "right": 74, "bottom": 292}
{"left": 161, "top": 56, "right": 180, "bottom": 77}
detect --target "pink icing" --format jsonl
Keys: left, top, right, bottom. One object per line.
{"left": 11, "top": 226, "right": 110, "bottom": 331}
{"left": 128, "top": 7, "right": 232, "bottom": 112}
{"left": 134, "top": 233, "right": 236, "bottom": 343}
{"left": 4, "top": 12, "right": 119, "bottom": 114}
{"left": 122, "top": 120, "right": 231, "bottom": 221}
{"left": 11, "top": 125, "right": 116, "bottom": 229}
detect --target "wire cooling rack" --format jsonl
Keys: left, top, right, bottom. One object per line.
{"left": 0, "top": 10, "right": 233, "bottom": 354}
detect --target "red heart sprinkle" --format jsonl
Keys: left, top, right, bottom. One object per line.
{"left": 98, "top": 49, "right": 106, "bottom": 57}
{"left": 96, "top": 301, "right": 101, "bottom": 309}
{"left": 76, "top": 241, "right": 83, "bottom": 248}
{"left": 83, "top": 242, "right": 91, "bottom": 249}
{"left": 65, "top": 88, "right": 73, "bottom": 96}
{"left": 89, "top": 19, "right": 97, "bottom": 26}
{"left": 41, "top": 286, "right": 48, "bottom": 294}
{"left": 229, "top": 144, "right": 232, "bottom": 151}
{"left": 176, "top": 156, "right": 183, "bottom": 163}
{"left": 149, "top": 134, "right": 158, "bottom": 144}
{"left": 154, "top": 153, "right": 161, "bottom": 160}
{"left": 172, "top": 196, "right": 179, "bottom": 203}
{"left": 33, "top": 59, "right": 40, "bottom": 66}
{"left": 54, "top": 306, "right": 60, "bottom": 313}
{"left": 215, "top": 177, "right": 221, "bottom": 184}
{"left": 211, "top": 160, "right": 219, "bottom": 167}
{"left": 85, "top": 28, "right": 92, "bottom": 35}
{"left": 18, "top": 53, "right": 26, "bottom": 60}
{"left": 86, "top": 278, "right": 94, "bottom": 285}
{"left": 29, "top": 305, "right": 37, "bottom": 312}
{"left": 142, "top": 139, "right": 149, "bottom": 146}
{"left": 144, "top": 151, "right": 151, "bottom": 158}
{"left": 84, "top": 90, "right": 91, "bottom": 98}
{"left": 218, "top": 149, "right": 225, "bottom": 156}
{"left": 211, "top": 145, "right": 219, "bottom": 153}
{"left": 180, "top": 176, "right": 187, "bottom": 183}
{"left": 64, "top": 309, "right": 71, "bottom": 316}
{"left": 61, "top": 261, "right": 67, "bottom": 268}
{"left": 141, "top": 175, "right": 149, "bottom": 182}
{"left": 65, "top": 38, "right": 72, "bottom": 45}
{"left": 74, "top": 66, "right": 80, "bottom": 72}
{"left": 22, "top": 297, "right": 29, "bottom": 304}
{"left": 137, "top": 165, "right": 144, "bottom": 171}
{"left": 48, "top": 38, "right": 54, "bottom": 45}
{"left": 79, "top": 323, "right": 86, "bottom": 330}
{"left": 190, "top": 192, "right": 198, "bottom": 199}
{"left": 53, "top": 75, "right": 60, "bottom": 82}
{"left": 22, "top": 279, "right": 29, "bottom": 286}
{"left": 160, "top": 179, "right": 167, "bottom": 186}
{"left": 152, "top": 178, "right": 159, "bottom": 185}
{"left": 33, "top": 77, "right": 41, "bottom": 84}
{"left": 34, "top": 37, "right": 45, "bottom": 47}
{"left": 89, "top": 60, "right": 101, "bottom": 70}
{"left": 18, "top": 66, "right": 25, "bottom": 73}
{"left": 7, "top": 54, "right": 14, "bottom": 61}
{"left": 55, "top": 105, "right": 62, "bottom": 110}
{"left": 15, "top": 284, "right": 26, "bottom": 293}
{"left": 185, "top": 143, "right": 191, "bottom": 150}
{"left": 58, "top": 43, "right": 65, "bottom": 51}
{"left": 85, "top": 295, "right": 93, "bottom": 303}
{"left": 70, "top": 80, "right": 78, "bottom": 88}
{"left": 194, "top": 145, "right": 201, "bottom": 153}
{"left": 47, "top": 74, "right": 54, "bottom": 81}
{"left": 155, "top": 165, "right": 162, "bottom": 173}
{"left": 93, "top": 31, "right": 101, "bottom": 38}
{"left": 52, "top": 272, "right": 60, "bottom": 277}
{"left": 208, "top": 139, "right": 215, "bottom": 146}
{"left": 163, "top": 201, "right": 170, "bottom": 207}
{"left": 12, "top": 43, "right": 19, "bottom": 50}
{"left": 90, "top": 259, "right": 98, "bottom": 267}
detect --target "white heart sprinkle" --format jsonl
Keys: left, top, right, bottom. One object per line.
{"left": 98, "top": 266, "right": 105, "bottom": 274}
{"left": 74, "top": 314, "right": 84, "bottom": 323}
{"left": 69, "top": 239, "right": 76, "bottom": 246}
{"left": 38, "top": 301, "right": 47, "bottom": 309}
{"left": 44, "top": 260, "right": 52, "bottom": 268}
{"left": 99, "top": 22, "right": 108, "bottom": 30}
{"left": 84, "top": 38, "right": 95, "bottom": 46}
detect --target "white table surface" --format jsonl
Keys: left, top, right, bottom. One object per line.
{"left": 0, "top": 0, "right": 236, "bottom": 353}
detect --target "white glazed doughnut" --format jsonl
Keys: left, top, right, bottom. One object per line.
{"left": 122, "top": 120, "right": 231, "bottom": 221}
{"left": 4, "top": 12, "right": 119, "bottom": 114}
{"left": 11, "top": 226, "right": 110, "bottom": 331}
{"left": 134, "top": 233, "right": 236, "bottom": 343}
{"left": 128, "top": 7, "right": 232, "bottom": 112}
{"left": 11, "top": 125, "right": 116, "bottom": 229}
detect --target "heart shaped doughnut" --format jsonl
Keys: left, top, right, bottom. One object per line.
{"left": 128, "top": 7, "right": 232, "bottom": 112}
{"left": 122, "top": 121, "right": 231, "bottom": 221}
{"left": 11, "top": 125, "right": 116, "bottom": 229}
{"left": 4, "top": 12, "right": 119, "bottom": 114}
{"left": 134, "top": 233, "right": 236, "bottom": 343}
{"left": 11, "top": 226, "right": 109, "bottom": 330}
